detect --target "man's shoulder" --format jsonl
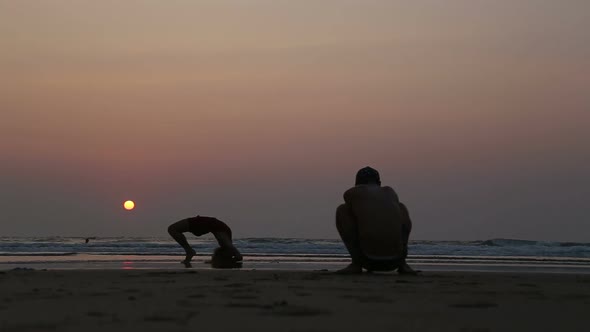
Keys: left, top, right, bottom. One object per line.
{"left": 381, "top": 186, "right": 400, "bottom": 201}
{"left": 346, "top": 185, "right": 396, "bottom": 194}
{"left": 381, "top": 185, "right": 395, "bottom": 192}
{"left": 344, "top": 185, "right": 398, "bottom": 202}
{"left": 344, "top": 185, "right": 371, "bottom": 198}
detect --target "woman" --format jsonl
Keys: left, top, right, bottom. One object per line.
{"left": 167, "top": 215, "right": 242, "bottom": 268}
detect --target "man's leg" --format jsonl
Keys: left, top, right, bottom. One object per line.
{"left": 336, "top": 204, "right": 364, "bottom": 274}
{"left": 167, "top": 219, "right": 197, "bottom": 267}
{"left": 397, "top": 203, "right": 417, "bottom": 275}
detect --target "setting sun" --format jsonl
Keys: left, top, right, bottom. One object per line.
{"left": 123, "top": 200, "right": 135, "bottom": 211}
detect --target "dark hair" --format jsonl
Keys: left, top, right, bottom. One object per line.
{"left": 355, "top": 166, "right": 381, "bottom": 186}
{"left": 211, "top": 247, "right": 242, "bottom": 269}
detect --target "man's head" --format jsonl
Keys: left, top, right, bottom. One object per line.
{"left": 355, "top": 166, "right": 381, "bottom": 186}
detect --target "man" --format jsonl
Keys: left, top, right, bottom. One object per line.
{"left": 336, "top": 167, "right": 416, "bottom": 274}
{"left": 167, "top": 215, "right": 242, "bottom": 268}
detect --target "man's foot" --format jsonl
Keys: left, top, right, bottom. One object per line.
{"left": 397, "top": 262, "right": 419, "bottom": 275}
{"left": 181, "top": 249, "right": 196, "bottom": 268}
{"left": 335, "top": 263, "right": 363, "bottom": 275}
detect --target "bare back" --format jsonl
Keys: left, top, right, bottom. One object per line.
{"left": 343, "top": 185, "right": 404, "bottom": 259}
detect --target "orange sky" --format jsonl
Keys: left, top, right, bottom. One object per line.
{"left": 1, "top": 1, "right": 589, "bottom": 240}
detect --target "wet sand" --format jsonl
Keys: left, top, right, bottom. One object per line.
{"left": 0, "top": 269, "right": 589, "bottom": 332}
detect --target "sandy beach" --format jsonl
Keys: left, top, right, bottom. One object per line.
{"left": 1, "top": 269, "right": 588, "bottom": 332}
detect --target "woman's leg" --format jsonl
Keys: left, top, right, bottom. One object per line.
{"left": 167, "top": 219, "right": 197, "bottom": 267}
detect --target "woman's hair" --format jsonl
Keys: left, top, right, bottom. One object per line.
{"left": 211, "top": 247, "right": 242, "bottom": 269}
{"left": 355, "top": 166, "right": 381, "bottom": 186}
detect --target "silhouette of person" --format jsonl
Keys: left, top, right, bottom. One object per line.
{"left": 167, "top": 216, "right": 242, "bottom": 268}
{"left": 336, "top": 167, "right": 416, "bottom": 274}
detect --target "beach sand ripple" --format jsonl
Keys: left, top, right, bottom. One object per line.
{"left": 0, "top": 270, "right": 588, "bottom": 332}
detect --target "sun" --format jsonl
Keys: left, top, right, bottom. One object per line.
{"left": 123, "top": 200, "right": 135, "bottom": 210}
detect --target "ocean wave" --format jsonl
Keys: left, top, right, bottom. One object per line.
{"left": 480, "top": 239, "right": 537, "bottom": 246}
{"left": 1, "top": 237, "right": 590, "bottom": 258}
{"left": 479, "top": 238, "right": 590, "bottom": 248}
{"left": 0, "top": 252, "right": 77, "bottom": 256}
{"left": 559, "top": 242, "right": 590, "bottom": 247}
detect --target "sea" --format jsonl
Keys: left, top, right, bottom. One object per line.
{"left": 1, "top": 237, "right": 590, "bottom": 273}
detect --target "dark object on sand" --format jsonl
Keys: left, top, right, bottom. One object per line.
{"left": 11, "top": 267, "right": 35, "bottom": 272}
{"left": 210, "top": 247, "right": 243, "bottom": 269}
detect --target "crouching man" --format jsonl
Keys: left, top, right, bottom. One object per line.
{"left": 336, "top": 167, "right": 416, "bottom": 274}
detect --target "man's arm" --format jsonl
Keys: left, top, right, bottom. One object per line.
{"left": 399, "top": 202, "right": 412, "bottom": 232}
{"left": 343, "top": 187, "right": 356, "bottom": 205}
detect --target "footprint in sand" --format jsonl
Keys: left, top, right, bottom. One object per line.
{"left": 176, "top": 299, "right": 198, "bottom": 307}
{"left": 288, "top": 285, "right": 304, "bottom": 290}
{"left": 225, "top": 302, "right": 271, "bottom": 309}
{"left": 450, "top": 302, "right": 498, "bottom": 309}
{"left": 87, "top": 311, "right": 108, "bottom": 317}
{"left": 124, "top": 288, "right": 141, "bottom": 293}
{"left": 143, "top": 314, "right": 177, "bottom": 322}
{"left": 339, "top": 295, "right": 393, "bottom": 303}
{"left": 395, "top": 280, "right": 412, "bottom": 284}
{"left": 517, "top": 283, "right": 539, "bottom": 288}
{"left": 262, "top": 305, "right": 332, "bottom": 317}
{"left": 223, "top": 283, "right": 249, "bottom": 288}
{"left": 147, "top": 271, "right": 181, "bottom": 277}
{"left": 231, "top": 295, "right": 260, "bottom": 300}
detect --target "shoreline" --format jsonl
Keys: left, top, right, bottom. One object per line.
{"left": 2, "top": 255, "right": 590, "bottom": 274}
{"left": 1, "top": 269, "right": 589, "bottom": 332}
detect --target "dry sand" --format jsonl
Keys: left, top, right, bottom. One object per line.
{"left": 0, "top": 269, "right": 589, "bottom": 332}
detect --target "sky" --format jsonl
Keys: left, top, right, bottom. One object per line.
{"left": 1, "top": 0, "right": 589, "bottom": 241}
